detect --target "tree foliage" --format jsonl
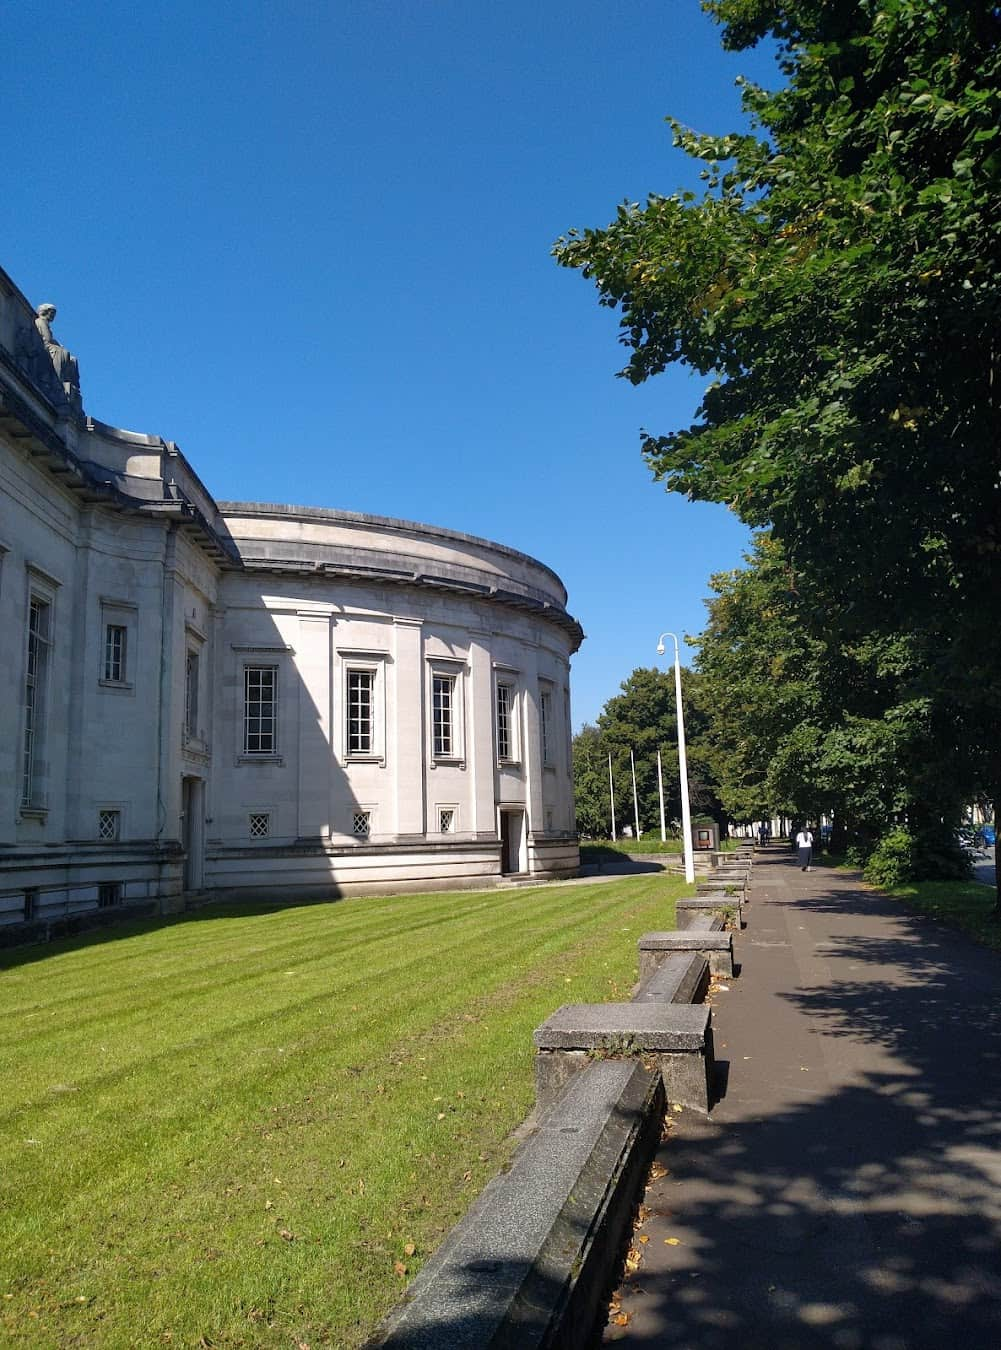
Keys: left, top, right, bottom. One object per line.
{"left": 555, "top": 0, "right": 1000, "bottom": 890}
{"left": 697, "top": 534, "right": 973, "bottom": 874}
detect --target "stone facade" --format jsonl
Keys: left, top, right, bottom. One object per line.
{"left": 0, "top": 263, "right": 582, "bottom": 937}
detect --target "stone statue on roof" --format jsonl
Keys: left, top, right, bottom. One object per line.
{"left": 34, "top": 304, "right": 81, "bottom": 402}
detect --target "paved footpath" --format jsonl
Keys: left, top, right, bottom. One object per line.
{"left": 605, "top": 851, "right": 1001, "bottom": 1350}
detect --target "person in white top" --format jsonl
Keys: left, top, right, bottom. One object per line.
{"left": 795, "top": 826, "right": 814, "bottom": 871}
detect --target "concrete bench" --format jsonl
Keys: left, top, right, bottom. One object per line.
{"left": 638, "top": 930, "right": 734, "bottom": 980}
{"left": 678, "top": 896, "right": 743, "bottom": 929}
{"left": 533, "top": 1003, "right": 715, "bottom": 1115}
{"left": 367, "top": 1060, "right": 664, "bottom": 1350}
{"left": 633, "top": 951, "right": 710, "bottom": 1005}
{"left": 697, "top": 877, "right": 747, "bottom": 897}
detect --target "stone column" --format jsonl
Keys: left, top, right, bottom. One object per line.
{"left": 523, "top": 660, "right": 544, "bottom": 845}
{"left": 297, "top": 612, "right": 332, "bottom": 839}
{"left": 393, "top": 617, "right": 425, "bottom": 838}
{"left": 467, "top": 632, "right": 498, "bottom": 838}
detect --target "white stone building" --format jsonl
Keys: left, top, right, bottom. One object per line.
{"left": 0, "top": 264, "right": 582, "bottom": 940}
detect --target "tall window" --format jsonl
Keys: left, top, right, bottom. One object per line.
{"left": 540, "top": 688, "right": 552, "bottom": 764}
{"left": 22, "top": 597, "right": 51, "bottom": 806}
{"left": 347, "top": 670, "right": 374, "bottom": 754}
{"left": 433, "top": 674, "right": 455, "bottom": 758}
{"left": 496, "top": 683, "right": 513, "bottom": 760}
{"left": 184, "top": 650, "right": 199, "bottom": 737}
{"left": 244, "top": 666, "right": 277, "bottom": 754}
{"left": 104, "top": 624, "right": 127, "bottom": 683}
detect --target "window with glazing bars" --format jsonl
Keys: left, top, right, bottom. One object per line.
{"left": 432, "top": 674, "right": 454, "bottom": 757}
{"left": 244, "top": 666, "right": 277, "bottom": 753}
{"left": 104, "top": 624, "right": 127, "bottom": 682}
{"left": 22, "top": 597, "right": 51, "bottom": 806}
{"left": 347, "top": 670, "right": 374, "bottom": 754}
{"left": 352, "top": 809, "right": 371, "bottom": 838}
{"left": 540, "top": 689, "right": 552, "bottom": 763}
{"left": 496, "top": 683, "right": 512, "bottom": 760}
{"left": 185, "top": 650, "right": 199, "bottom": 736}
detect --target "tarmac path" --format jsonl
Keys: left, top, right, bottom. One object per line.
{"left": 604, "top": 850, "right": 1001, "bottom": 1350}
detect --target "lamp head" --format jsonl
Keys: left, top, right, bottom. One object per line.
{"left": 656, "top": 641, "right": 665, "bottom": 655}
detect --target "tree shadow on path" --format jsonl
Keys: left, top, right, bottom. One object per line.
{"left": 607, "top": 861, "right": 1001, "bottom": 1349}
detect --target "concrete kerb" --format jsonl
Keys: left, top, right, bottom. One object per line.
{"left": 370, "top": 854, "right": 750, "bottom": 1347}
{"left": 365, "top": 1060, "right": 665, "bottom": 1350}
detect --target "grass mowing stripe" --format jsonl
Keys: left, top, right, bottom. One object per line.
{"left": 0, "top": 879, "right": 663, "bottom": 1071}
{"left": 1, "top": 876, "right": 681, "bottom": 1348}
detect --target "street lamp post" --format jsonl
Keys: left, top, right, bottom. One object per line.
{"left": 656, "top": 632, "right": 696, "bottom": 885}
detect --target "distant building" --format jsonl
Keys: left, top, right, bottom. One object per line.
{"left": 0, "top": 264, "right": 582, "bottom": 940}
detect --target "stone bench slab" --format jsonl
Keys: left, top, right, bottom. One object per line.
{"left": 678, "top": 897, "right": 743, "bottom": 930}
{"left": 633, "top": 952, "right": 709, "bottom": 1005}
{"left": 638, "top": 930, "right": 734, "bottom": 979}
{"left": 534, "top": 1003, "right": 714, "bottom": 1115}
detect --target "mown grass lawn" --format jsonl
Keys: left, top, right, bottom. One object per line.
{"left": 0, "top": 874, "right": 684, "bottom": 1348}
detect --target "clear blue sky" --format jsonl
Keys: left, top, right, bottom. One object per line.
{"left": 6, "top": 0, "right": 779, "bottom": 728}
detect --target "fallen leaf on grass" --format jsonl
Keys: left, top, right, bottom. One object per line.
{"left": 404, "top": 1242, "right": 416, "bottom": 1257}
{"left": 393, "top": 1261, "right": 408, "bottom": 1278}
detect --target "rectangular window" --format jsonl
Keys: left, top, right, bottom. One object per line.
{"left": 23, "top": 889, "right": 38, "bottom": 923}
{"left": 496, "top": 683, "right": 513, "bottom": 761}
{"left": 244, "top": 666, "right": 277, "bottom": 754}
{"left": 22, "top": 597, "right": 52, "bottom": 806}
{"left": 347, "top": 670, "right": 374, "bottom": 754}
{"left": 439, "top": 807, "right": 456, "bottom": 833}
{"left": 352, "top": 809, "right": 371, "bottom": 838}
{"left": 433, "top": 674, "right": 455, "bottom": 758}
{"left": 98, "top": 809, "right": 120, "bottom": 842}
{"left": 185, "top": 650, "right": 199, "bottom": 737}
{"left": 248, "top": 812, "right": 270, "bottom": 838}
{"left": 104, "top": 624, "right": 127, "bottom": 683}
{"left": 98, "top": 882, "right": 122, "bottom": 909}
{"left": 540, "top": 688, "right": 552, "bottom": 764}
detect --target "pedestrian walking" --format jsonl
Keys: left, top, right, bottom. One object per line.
{"left": 795, "top": 824, "right": 814, "bottom": 871}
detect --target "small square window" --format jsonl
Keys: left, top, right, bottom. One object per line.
{"left": 352, "top": 810, "right": 371, "bottom": 838}
{"left": 98, "top": 809, "right": 120, "bottom": 842}
{"left": 98, "top": 882, "right": 122, "bottom": 909}
{"left": 249, "top": 812, "right": 270, "bottom": 839}
{"left": 439, "top": 807, "right": 455, "bottom": 833}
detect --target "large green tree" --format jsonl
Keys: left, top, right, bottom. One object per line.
{"left": 697, "top": 533, "right": 974, "bottom": 870}
{"left": 555, "top": 0, "right": 1000, "bottom": 897}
